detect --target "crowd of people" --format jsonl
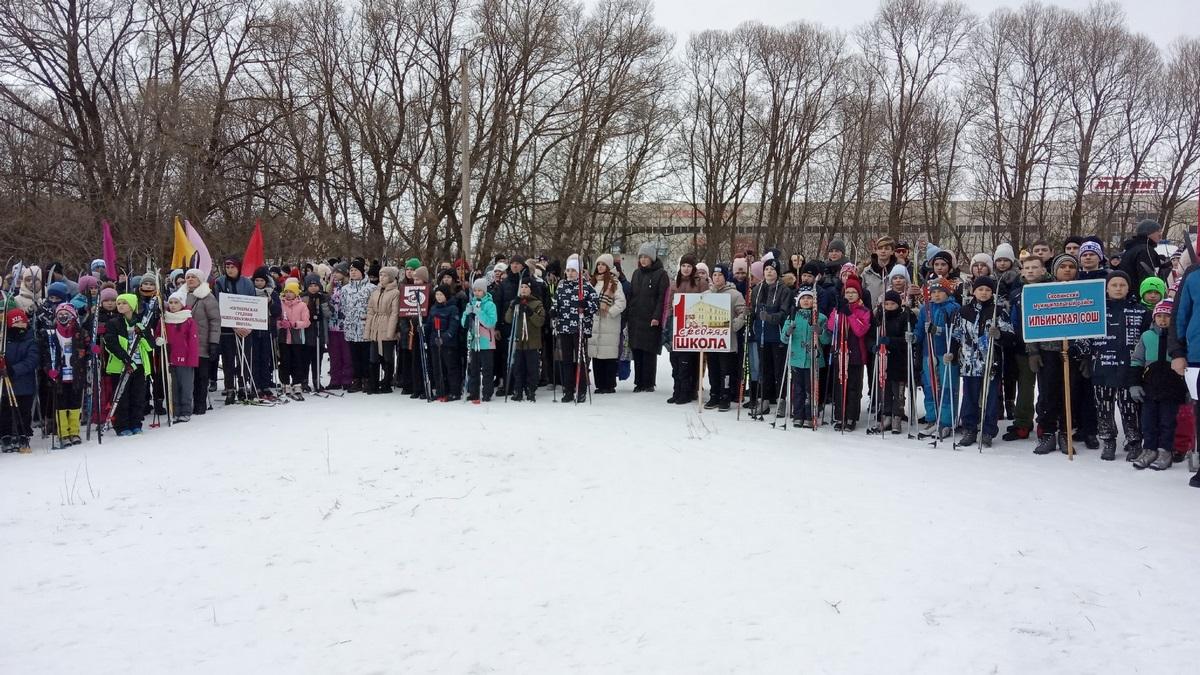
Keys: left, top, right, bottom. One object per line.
{"left": 2, "top": 218, "right": 1199, "bottom": 489}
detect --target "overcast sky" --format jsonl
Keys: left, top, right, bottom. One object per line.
{"left": 649, "top": 0, "right": 1194, "bottom": 50}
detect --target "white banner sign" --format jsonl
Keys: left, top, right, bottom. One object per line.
{"left": 219, "top": 293, "right": 269, "bottom": 330}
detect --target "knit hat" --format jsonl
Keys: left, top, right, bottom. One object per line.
{"left": 412, "top": 266, "right": 430, "bottom": 284}
{"left": 1154, "top": 299, "right": 1174, "bottom": 317}
{"left": 595, "top": 253, "right": 615, "bottom": 272}
{"left": 993, "top": 243, "right": 1016, "bottom": 263}
{"left": 90, "top": 259, "right": 107, "bottom": 273}
{"left": 895, "top": 240, "right": 911, "bottom": 252}
{"left": 802, "top": 261, "right": 823, "bottom": 277}
{"left": 182, "top": 268, "right": 204, "bottom": 284}
{"left": 637, "top": 242, "right": 658, "bottom": 261}
{"left": 928, "top": 276, "right": 952, "bottom": 295}
{"left": 434, "top": 284, "right": 451, "bottom": 301}
{"left": 304, "top": 273, "right": 322, "bottom": 289}
{"left": 493, "top": 262, "right": 507, "bottom": 273}
{"left": 380, "top": 266, "right": 400, "bottom": 283}
{"left": 509, "top": 255, "right": 527, "bottom": 268}
{"left": 884, "top": 290, "right": 902, "bottom": 305}
{"left": 750, "top": 260, "right": 764, "bottom": 280}
{"left": 116, "top": 293, "right": 139, "bottom": 311}
{"left": 55, "top": 302, "right": 77, "bottom": 319}
{"left": 77, "top": 275, "right": 99, "bottom": 294}
{"left": 5, "top": 308, "right": 28, "bottom": 328}
{"left": 971, "top": 253, "right": 993, "bottom": 271}
{"left": 827, "top": 239, "right": 846, "bottom": 255}
{"left": 888, "top": 264, "right": 909, "bottom": 280}
{"left": 930, "top": 249, "right": 954, "bottom": 267}
{"left": 47, "top": 281, "right": 70, "bottom": 300}
{"left": 334, "top": 262, "right": 350, "bottom": 276}
{"left": 1079, "top": 241, "right": 1104, "bottom": 258}
{"left": 1051, "top": 253, "right": 1078, "bottom": 276}
{"left": 732, "top": 258, "right": 749, "bottom": 274}
{"left": 139, "top": 274, "right": 158, "bottom": 291}
{"left": 350, "top": 258, "right": 366, "bottom": 276}
{"left": 1140, "top": 276, "right": 1167, "bottom": 299}
{"left": 439, "top": 267, "right": 459, "bottom": 283}
{"left": 405, "top": 258, "right": 421, "bottom": 270}
{"left": 100, "top": 288, "right": 118, "bottom": 302}
{"left": 843, "top": 276, "right": 863, "bottom": 296}
{"left": 1136, "top": 219, "right": 1162, "bottom": 238}
{"left": 471, "top": 278, "right": 489, "bottom": 294}
{"left": 252, "top": 266, "right": 271, "bottom": 283}
{"left": 168, "top": 269, "right": 184, "bottom": 286}
{"left": 223, "top": 255, "right": 241, "bottom": 268}
{"left": 696, "top": 262, "right": 709, "bottom": 275}
{"left": 566, "top": 257, "right": 581, "bottom": 272}
{"left": 1106, "top": 270, "right": 1131, "bottom": 286}
{"left": 839, "top": 262, "right": 857, "bottom": 276}
{"left": 168, "top": 289, "right": 188, "bottom": 306}
{"left": 972, "top": 275, "right": 996, "bottom": 292}
{"left": 283, "top": 278, "right": 301, "bottom": 295}
{"left": 712, "top": 262, "right": 732, "bottom": 282}
{"left": 763, "top": 257, "right": 780, "bottom": 274}
{"left": 797, "top": 286, "right": 816, "bottom": 300}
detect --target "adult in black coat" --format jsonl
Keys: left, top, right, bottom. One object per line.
{"left": 627, "top": 242, "right": 670, "bottom": 392}
{"left": 1118, "top": 219, "right": 1171, "bottom": 290}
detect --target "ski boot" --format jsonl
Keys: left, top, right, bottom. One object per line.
{"left": 224, "top": 389, "right": 237, "bottom": 405}
{"left": 1150, "top": 450, "right": 1173, "bottom": 471}
{"left": 1124, "top": 440, "right": 1143, "bottom": 462}
{"left": 1084, "top": 435, "right": 1100, "bottom": 450}
{"left": 1057, "top": 432, "right": 1069, "bottom": 454}
{"left": 1133, "top": 448, "right": 1157, "bottom": 470}
{"left": 1001, "top": 425, "right": 1029, "bottom": 441}
{"left": 703, "top": 397, "right": 720, "bottom": 410}
{"left": 718, "top": 399, "right": 730, "bottom": 412}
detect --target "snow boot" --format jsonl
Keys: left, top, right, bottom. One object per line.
{"left": 1150, "top": 449, "right": 1173, "bottom": 471}
{"left": 1001, "top": 425, "right": 1030, "bottom": 441}
{"left": 718, "top": 399, "right": 730, "bottom": 412}
{"left": 1084, "top": 435, "right": 1100, "bottom": 450}
{"left": 511, "top": 391, "right": 524, "bottom": 402}
{"left": 526, "top": 391, "right": 537, "bottom": 403}
{"left": 919, "top": 421, "right": 937, "bottom": 437}
{"left": 981, "top": 435, "right": 993, "bottom": 448}
{"left": 1033, "top": 434, "right": 1057, "bottom": 455}
{"left": 1057, "top": 432, "right": 1069, "bottom": 454}
{"left": 576, "top": 391, "right": 587, "bottom": 403}
{"left": 224, "top": 390, "right": 236, "bottom": 405}
{"left": 890, "top": 417, "right": 903, "bottom": 435}
{"left": 17, "top": 437, "right": 32, "bottom": 453}
{"left": 1133, "top": 448, "right": 1157, "bottom": 470}
{"left": 1100, "top": 439, "right": 1117, "bottom": 461}
{"left": 703, "top": 397, "right": 720, "bottom": 410}
{"left": 1190, "top": 470, "right": 1200, "bottom": 488}
{"left": 560, "top": 392, "right": 574, "bottom": 403}
{"left": 348, "top": 379, "right": 362, "bottom": 393}
{"left": 792, "top": 418, "right": 804, "bottom": 428}
{"left": 666, "top": 395, "right": 678, "bottom": 404}
{"left": 958, "top": 430, "right": 978, "bottom": 447}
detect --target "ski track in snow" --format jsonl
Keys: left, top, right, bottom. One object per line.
{"left": 2, "top": 356, "right": 1199, "bottom": 674}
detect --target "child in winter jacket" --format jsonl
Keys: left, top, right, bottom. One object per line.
{"left": 103, "top": 293, "right": 152, "bottom": 436}
{"left": 1089, "top": 271, "right": 1150, "bottom": 460}
{"left": 826, "top": 277, "right": 872, "bottom": 431}
{"left": 1130, "top": 301, "right": 1187, "bottom": 470}
{"left": 782, "top": 288, "right": 830, "bottom": 427}
{"left": 949, "top": 277, "right": 1014, "bottom": 447}
{"left": 164, "top": 291, "right": 199, "bottom": 422}
{"left": 45, "top": 303, "right": 90, "bottom": 446}
{"left": 504, "top": 279, "right": 546, "bottom": 401}
{"left": 463, "top": 277, "right": 499, "bottom": 402}
{"left": 1, "top": 308, "right": 39, "bottom": 452}
{"left": 552, "top": 257, "right": 600, "bottom": 403}
{"left": 872, "top": 290, "right": 916, "bottom": 434}
{"left": 914, "top": 277, "right": 961, "bottom": 437}
{"left": 303, "top": 274, "right": 331, "bottom": 392}
{"left": 1140, "top": 276, "right": 1166, "bottom": 309}
{"left": 1029, "top": 254, "right": 1094, "bottom": 455}
{"left": 277, "top": 278, "right": 313, "bottom": 400}
{"left": 749, "top": 259, "right": 794, "bottom": 415}
{"left": 426, "top": 285, "right": 462, "bottom": 401}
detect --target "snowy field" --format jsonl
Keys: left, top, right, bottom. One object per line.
{"left": 3, "top": 357, "right": 1199, "bottom": 674}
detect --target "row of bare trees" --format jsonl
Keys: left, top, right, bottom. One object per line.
{"left": 1, "top": 0, "right": 1199, "bottom": 268}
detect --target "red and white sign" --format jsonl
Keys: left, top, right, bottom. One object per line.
{"left": 1091, "top": 176, "right": 1164, "bottom": 195}
{"left": 671, "top": 293, "right": 734, "bottom": 352}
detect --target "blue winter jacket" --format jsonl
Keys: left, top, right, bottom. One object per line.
{"left": 3, "top": 327, "right": 40, "bottom": 396}
{"left": 913, "top": 297, "right": 960, "bottom": 358}
{"left": 1169, "top": 264, "right": 1200, "bottom": 364}
{"left": 425, "top": 302, "right": 460, "bottom": 346}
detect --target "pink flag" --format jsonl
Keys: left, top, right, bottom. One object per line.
{"left": 183, "top": 219, "right": 213, "bottom": 279}
{"left": 102, "top": 220, "right": 118, "bottom": 279}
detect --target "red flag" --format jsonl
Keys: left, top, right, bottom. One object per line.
{"left": 102, "top": 219, "right": 118, "bottom": 279}
{"left": 241, "top": 220, "right": 264, "bottom": 278}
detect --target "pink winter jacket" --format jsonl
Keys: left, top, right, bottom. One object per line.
{"left": 164, "top": 314, "right": 200, "bottom": 368}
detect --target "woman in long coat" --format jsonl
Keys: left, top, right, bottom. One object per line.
{"left": 626, "top": 243, "right": 670, "bottom": 392}
{"left": 588, "top": 254, "right": 627, "bottom": 393}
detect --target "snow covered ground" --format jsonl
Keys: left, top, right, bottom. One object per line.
{"left": 3, "top": 358, "right": 1199, "bottom": 674}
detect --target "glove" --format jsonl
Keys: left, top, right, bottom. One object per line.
{"left": 783, "top": 325, "right": 794, "bottom": 338}
{"left": 124, "top": 363, "right": 135, "bottom": 374}
{"left": 278, "top": 319, "right": 292, "bottom": 329}
{"left": 465, "top": 304, "right": 476, "bottom": 315}
{"left": 878, "top": 336, "right": 890, "bottom": 347}
{"left": 520, "top": 297, "right": 528, "bottom": 306}
{"left": 988, "top": 326, "right": 1001, "bottom": 340}
{"left": 1027, "top": 353, "right": 1042, "bottom": 372}
{"left": 155, "top": 336, "right": 166, "bottom": 347}
{"left": 836, "top": 299, "right": 850, "bottom": 315}
{"left": 904, "top": 332, "right": 916, "bottom": 344}
{"left": 942, "top": 352, "right": 956, "bottom": 364}
{"left": 48, "top": 368, "right": 59, "bottom": 380}
{"left": 757, "top": 309, "right": 769, "bottom": 322}
{"left": 1129, "top": 385, "right": 1145, "bottom": 403}
{"left": 91, "top": 345, "right": 102, "bottom": 355}
{"left": 210, "top": 343, "right": 220, "bottom": 358}
{"left": 1079, "top": 359, "right": 1093, "bottom": 378}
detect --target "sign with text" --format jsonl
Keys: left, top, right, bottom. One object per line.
{"left": 219, "top": 293, "right": 269, "bottom": 331}
{"left": 399, "top": 284, "right": 431, "bottom": 318}
{"left": 672, "top": 292, "right": 734, "bottom": 352}
{"left": 1090, "top": 175, "right": 1164, "bottom": 194}
{"left": 1021, "top": 279, "right": 1107, "bottom": 343}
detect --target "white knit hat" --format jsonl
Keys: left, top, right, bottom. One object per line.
{"left": 993, "top": 243, "right": 1016, "bottom": 263}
